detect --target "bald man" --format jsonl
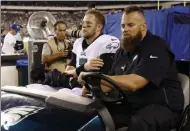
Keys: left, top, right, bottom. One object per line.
{"left": 79, "top": 6, "right": 184, "bottom": 131}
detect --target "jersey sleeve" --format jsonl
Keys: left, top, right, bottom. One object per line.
{"left": 103, "top": 36, "right": 120, "bottom": 54}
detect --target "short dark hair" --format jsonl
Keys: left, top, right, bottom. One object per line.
{"left": 85, "top": 9, "right": 105, "bottom": 26}
{"left": 124, "top": 6, "right": 144, "bottom": 16}
{"left": 54, "top": 21, "right": 67, "bottom": 30}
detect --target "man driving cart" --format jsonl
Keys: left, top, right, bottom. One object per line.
{"left": 79, "top": 6, "right": 184, "bottom": 131}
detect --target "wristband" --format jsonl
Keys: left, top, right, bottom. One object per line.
{"left": 76, "top": 64, "right": 85, "bottom": 76}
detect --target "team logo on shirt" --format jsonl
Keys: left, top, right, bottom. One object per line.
{"left": 121, "top": 65, "right": 126, "bottom": 71}
{"left": 150, "top": 55, "right": 158, "bottom": 59}
{"left": 111, "top": 38, "right": 118, "bottom": 41}
{"left": 106, "top": 43, "right": 119, "bottom": 50}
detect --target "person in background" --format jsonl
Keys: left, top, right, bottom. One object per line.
{"left": 2, "top": 24, "right": 20, "bottom": 54}
{"left": 14, "top": 25, "right": 23, "bottom": 41}
{"left": 41, "top": 21, "right": 72, "bottom": 73}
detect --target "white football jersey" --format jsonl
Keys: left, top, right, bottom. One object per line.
{"left": 72, "top": 34, "right": 120, "bottom": 67}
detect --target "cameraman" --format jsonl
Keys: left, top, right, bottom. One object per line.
{"left": 42, "top": 21, "right": 72, "bottom": 73}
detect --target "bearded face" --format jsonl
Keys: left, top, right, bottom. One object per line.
{"left": 121, "top": 12, "right": 146, "bottom": 51}
{"left": 121, "top": 29, "right": 142, "bottom": 51}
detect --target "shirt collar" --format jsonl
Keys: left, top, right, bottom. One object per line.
{"left": 135, "top": 30, "right": 152, "bottom": 52}
{"left": 85, "top": 33, "right": 103, "bottom": 45}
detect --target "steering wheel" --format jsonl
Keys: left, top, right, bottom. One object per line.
{"left": 82, "top": 72, "right": 127, "bottom": 103}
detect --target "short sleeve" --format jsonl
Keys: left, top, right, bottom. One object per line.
{"left": 134, "top": 49, "right": 171, "bottom": 87}
{"left": 42, "top": 43, "right": 51, "bottom": 56}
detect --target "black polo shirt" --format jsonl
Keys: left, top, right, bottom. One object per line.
{"left": 110, "top": 31, "right": 184, "bottom": 113}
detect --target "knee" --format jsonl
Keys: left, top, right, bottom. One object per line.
{"left": 129, "top": 115, "right": 145, "bottom": 127}
{"left": 128, "top": 115, "right": 152, "bottom": 131}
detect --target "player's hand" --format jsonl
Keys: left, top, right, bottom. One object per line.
{"left": 82, "top": 86, "right": 90, "bottom": 97}
{"left": 84, "top": 58, "right": 104, "bottom": 71}
{"left": 77, "top": 72, "right": 87, "bottom": 85}
{"left": 64, "top": 69, "right": 77, "bottom": 77}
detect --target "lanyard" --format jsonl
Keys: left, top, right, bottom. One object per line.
{"left": 54, "top": 37, "right": 66, "bottom": 52}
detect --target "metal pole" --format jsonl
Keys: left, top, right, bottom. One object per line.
{"left": 184, "top": 0, "right": 186, "bottom": 6}
{"left": 157, "top": 0, "right": 160, "bottom": 10}
{"left": 0, "top": 37, "right": 1, "bottom": 88}
{"left": 27, "top": 39, "right": 47, "bottom": 84}
{"left": 28, "top": 39, "right": 33, "bottom": 84}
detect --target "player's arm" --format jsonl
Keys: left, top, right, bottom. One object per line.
{"left": 100, "top": 74, "right": 148, "bottom": 92}
{"left": 66, "top": 52, "right": 77, "bottom": 70}
{"left": 95, "top": 45, "right": 171, "bottom": 92}
{"left": 79, "top": 72, "right": 148, "bottom": 93}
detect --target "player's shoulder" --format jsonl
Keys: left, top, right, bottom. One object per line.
{"left": 95, "top": 35, "right": 120, "bottom": 48}
{"left": 145, "top": 33, "right": 170, "bottom": 52}
{"left": 73, "top": 37, "right": 84, "bottom": 46}
{"left": 5, "top": 33, "right": 16, "bottom": 41}
{"left": 5, "top": 33, "right": 13, "bottom": 38}
{"left": 98, "top": 34, "right": 120, "bottom": 42}
{"left": 98, "top": 35, "right": 120, "bottom": 51}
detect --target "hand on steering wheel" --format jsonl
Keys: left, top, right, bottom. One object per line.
{"left": 80, "top": 72, "right": 127, "bottom": 104}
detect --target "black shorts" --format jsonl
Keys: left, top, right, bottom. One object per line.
{"left": 107, "top": 104, "right": 180, "bottom": 131}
